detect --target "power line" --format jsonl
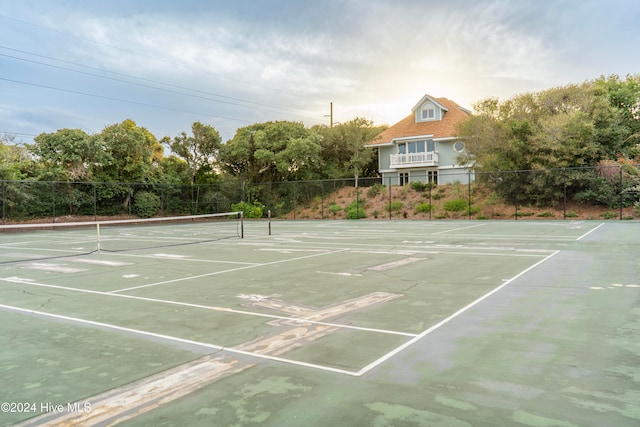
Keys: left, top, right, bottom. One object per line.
{"left": 0, "top": 45, "right": 313, "bottom": 118}
{"left": 0, "top": 49, "right": 313, "bottom": 119}
{"left": 0, "top": 77, "right": 254, "bottom": 124}
{"left": 0, "top": 13, "right": 315, "bottom": 105}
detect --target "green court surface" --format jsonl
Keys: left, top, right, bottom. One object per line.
{"left": 1, "top": 220, "right": 639, "bottom": 426}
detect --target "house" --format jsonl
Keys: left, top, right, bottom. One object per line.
{"left": 368, "top": 94, "right": 472, "bottom": 186}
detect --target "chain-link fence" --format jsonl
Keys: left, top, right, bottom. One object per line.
{"left": 2, "top": 166, "right": 638, "bottom": 223}
{"left": 0, "top": 181, "right": 242, "bottom": 223}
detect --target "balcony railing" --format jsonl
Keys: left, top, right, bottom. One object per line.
{"left": 390, "top": 152, "right": 438, "bottom": 168}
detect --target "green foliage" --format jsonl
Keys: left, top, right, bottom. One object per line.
{"left": 410, "top": 181, "right": 432, "bottom": 192}
{"left": 414, "top": 203, "right": 433, "bottom": 214}
{"left": 600, "top": 211, "right": 618, "bottom": 219}
{"left": 328, "top": 203, "right": 342, "bottom": 216}
{"left": 459, "top": 75, "right": 640, "bottom": 205}
{"left": 219, "top": 121, "right": 323, "bottom": 183}
{"left": 367, "top": 183, "right": 385, "bottom": 198}
{"left": 314, "top": 118, "right": 385, "bottom": 180}
{"left": 345, "top": 200, "right": 366, "bottom": 219}
{"left": 231, "top": 201, "right": 265, "bottom": 218}
{"left": 163, "top": 122, "right": 221, "bottom": 185}
{"left": 443, "top": 199, "right": 468, "bottom": 212}
{"left": 93, "top": 119, "right": 163, "bottom": 184}
{"left": 133, "top": 191, "right": 160, "bottom": 218}
{"left": 387, "top": 200, "right": 404, "bottom": 213}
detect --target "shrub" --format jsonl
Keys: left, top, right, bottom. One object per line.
{"left": 133, "top": 191, "right": 160, "bottom": 218}
{"left": 414, "top": 203, "right": 433, "bottom": 214}
{"left": 600, "top": 211, "right": 617, "bottom": 219}
{"left": 537, "top": 211, "right": 554, "bottom": 217}
{"left": 367, "top": 183, "right": 385, "bottom": 198}
{"left": 410, "top": 181, "right": 432, "bottom": 192}
{"left": 345, "top": 201, "right": 366, "bottom": 219}
{"left": 443, "top": 199, "right": 468, "bottom": 212}
{"left": 328, "top": 204, "right": 342, "bottom": 216}
{"left": 231, "top": 201, "right": 265, "bottom": 218}
{"left": 388, "top": 201, "right": 404, "bottom": 213}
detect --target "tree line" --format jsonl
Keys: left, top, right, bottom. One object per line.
{"left": 458, "top": 74, "right": 640, "bottom": 208}
{"left": 1, "top": 74, "right": 639, "bottom": 219}
{"left": 1, "top": 118, "right": 385, "bottom": 186}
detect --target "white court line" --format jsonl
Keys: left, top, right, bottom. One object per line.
{"left": 0, "top": 303, "right": 359, "bottom": 376}
{"left": 353, "top": 250, "right": 560, "bottom": 377}
{"left": 576, "top": 222, "right": 605, "bottom": 241}
{"left": 0, "top": 277, "right": 414, "bottom": 337}
{"left": 109, "top": 248, "right": 351, "bottom": 293}
{"left": 431, "top": 223, "right": 487, "bottom": 235}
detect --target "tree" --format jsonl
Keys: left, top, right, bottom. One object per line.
{"left": 457, "top": 76, "right": 640, "bottom": 205}
{"left": 162, "top": 121, "right": 221, "bottom": 184}
{"left": 93, "top": 119, "right": 163, "bottom": 183}
{"left": 29, "top": 128, "right": 102, "bottom": 181}
{"left": 219, "top": 121, "right": 323, "bottom": 183}
{"left": 315, "top": 118, "right": 385, "bottom": 182}
{"left": 0, "top": 135, "right": 31, "bottom": 180}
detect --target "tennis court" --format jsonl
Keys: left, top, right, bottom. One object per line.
{"left": 1, "top": 218, "right": 639, "bottom": 426}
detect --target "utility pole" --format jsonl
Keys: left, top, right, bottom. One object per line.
{"left": 329, "top": 102, "right": 333, "bottom": 127}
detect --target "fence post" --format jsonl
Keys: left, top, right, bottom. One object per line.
{"left": 563, "top": 169, "right": 567, "bottom": 220}
{"left": 1, "top": 181, "right": 5, "bottom": 224}
{"left": 52, "top": 182, "right": 56, "bottom": 223}
{"left": 514, "top": 171, "right": 519, "bottom": 220}
{"left": 619, "top": 166, "right": 623, "bottom": 220}
{"left": 429, "top": 181, "right": 432, "bottom": 221}
{"left": 468, "top": 171, "right": 472, "bottom": 220}
{"left": 93, "top": 183, "right": 97, "bottom": 221}
{"left": 388, "top": 178, "right": 392, "bottom": 220}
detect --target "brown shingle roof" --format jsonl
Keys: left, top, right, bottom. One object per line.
{"left": 369, "top": 96, "right": 470, "bottom": 145}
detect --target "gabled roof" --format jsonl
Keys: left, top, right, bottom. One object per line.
{"left": 411, "top": 94, "right": 449, "bottom": 113}
{"left": 368, "top": 96, "right": 471, "bottom": 146}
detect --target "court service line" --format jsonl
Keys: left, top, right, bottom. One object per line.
{"left": 431, "top": 223, "right": 487, "bottom": 235}
{"left": 0, "top": 303, "right": 359, "bottom": 376}
{"left": 576, "top": 222, "right": 605, "bottom": 241}
{"left": 0, "top": 277, "right": 415, "bottom": 337}
{"left": 353, "top": 249, "right": 561, "bottom": 377}
{"left": 109, "top": 248, "right": 351, "bottom": 293}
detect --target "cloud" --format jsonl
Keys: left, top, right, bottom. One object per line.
{"left": 1, "top": 0, "right": 639, "bottom": 142}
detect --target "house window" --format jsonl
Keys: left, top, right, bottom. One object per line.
{"left": 399, "top": 172, "right": 409, "bottom": 186}
{"left": 421, "top": 102, "right": 436, "bottom": 121}
{"left": 453, "top": 141, "right": 465, "bottom": 152}
{"left": 397, "top": 140, "right": 433, "bottom": 154}
{"left": 427, "top": 170, "right": 438, "bottom": 185}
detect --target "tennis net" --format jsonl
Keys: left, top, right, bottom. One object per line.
{"left": 0, "top": 212, "right": 243, "bottom": 264}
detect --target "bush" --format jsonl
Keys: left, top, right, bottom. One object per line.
{"left": 345, "top": 200, "right": 366, "bottom": 219}
{"left": 367, "top": 183, "right": 385, "bottom": 198}
{"left": 387, "top": 201, "right": 404, "bottom": 213}
{"left": 410, "top": 181, "right": 432, "bottom": 192}
{"left": 231, "top": 201, "right": 265, "bottom": 218}
{"left": 328, "top": 203, "right": 342, "bottom": 216}
{"left": 443, "top": 199, "right": 468, "bottom": 212}
{"left": 133, "top": 191, "right": 160, "bottom": 218}
{"left": 414, "top": 203, "right": 433, "bottom": 214}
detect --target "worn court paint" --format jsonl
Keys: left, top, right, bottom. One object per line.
{"left": 19, "top": 263, "right": 87, "bottom": 273}
{"left": 16, "top": 356, "right": 252, "bottom": 427}
{"left": 365, "top": 257, "right": 424, "bottom": 271}
{"left": 3, "top": 220, "right": 640, "bottom": 427}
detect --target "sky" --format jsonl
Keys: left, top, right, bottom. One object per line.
{"left": 1, "top": 0, "right": 639, "bottom": 144}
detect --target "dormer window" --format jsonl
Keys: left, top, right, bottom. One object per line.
{"left": 421, "top": 102, "right": 436, "bottom": 120}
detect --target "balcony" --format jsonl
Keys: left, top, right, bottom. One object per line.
{"left": 390, "top": 152, "right": 438, "bottom": 168}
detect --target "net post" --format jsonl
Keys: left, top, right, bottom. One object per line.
{"left": 96, "top": 223, "right": 101, "bottom": 253}
{"left": 268, "top": 209, "right": 271, "bottom": 236}
{"left": 240, "top": 211, "right": 244, "bottom": 239}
